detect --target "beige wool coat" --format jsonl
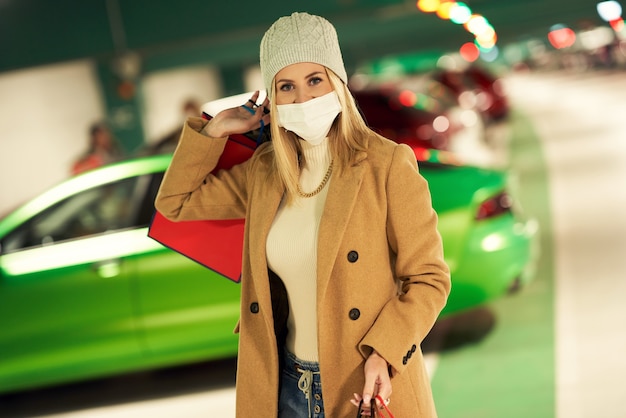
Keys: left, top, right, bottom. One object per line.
{"left": 155, "top": 117, "right": 451, "bottom": 417}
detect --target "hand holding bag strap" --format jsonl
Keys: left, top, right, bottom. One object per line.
{"left": 356, "top": 396, "right": 396, "bottom": 418}
{"left": 356, "top": 399, "right": 375, "bottom": 418}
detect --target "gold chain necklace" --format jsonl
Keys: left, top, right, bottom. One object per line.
{"left": 296, "top": 159, "right": 334, "bottom": 198}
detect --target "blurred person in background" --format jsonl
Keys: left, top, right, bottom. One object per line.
{"left": 148, "top": 98, "right": 202, "bottom": 154}
{"left": 156, "top": 12, "right": 450, "bottom": 418}
{"left": 71, "top": 122, "right": 123, "bottom": 175}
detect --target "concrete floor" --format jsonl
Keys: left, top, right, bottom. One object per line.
{"left": 506, "top": 70, "right": 626, "bottom": 418}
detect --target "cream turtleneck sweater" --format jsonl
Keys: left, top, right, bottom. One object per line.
{"left": 266, "top": 138, "right": 332, "bottom": 362}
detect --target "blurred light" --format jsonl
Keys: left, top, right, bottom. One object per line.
{"left": 414, "top": 147, "right": 432, "bottom": 161}
{"left": 610, "top": 17, "right": 625, "bottom": 31}
{"left": 460, "top": 109, "right": 479, "bottom": 127}
{"left": 417, "top": 0, "right": 440, "bottom": 13}
{"left": 481, "top": 234, "right": 505, "bottom": 251}
{"left": 433, "top": 115, "right": 450, "bottom": 132}
{"left": 465, "top": 14, "right": 490, "bottom": 35}
{"left": 437, "top": 54, "right": 459, "bottom": 70}
{"left": 597, "top": 1, "right": 623, "bottom": 22}
{"left": 349, "top": 73, "right": 370, "bottom": 91}
{"left": 503, "top": 44, "right": 525, "bottom": 64}
{"left": 460, "top": 42, "right": 480, "bottom": 61}
{"left": 450, "top": 2, "right": 472, "bottom": 24}
{"left": 480, "top": 45, "right": 500, "bottom": 62}
{"left": 475, "top": 24, "right": 496, "bottom": 42}
{"left": 476, "top": 31, "right": 498, "bottom": 49}
{"left": 97, "top": 260, "right": 121, "bottom": 278}
{"left": 458, "top": 90, "right": 478, "bottom": 108}
{"left": 437, "top": 150, "right": 461, "bottom": 165}
{"left": 475, "top": 91, "right": 493, "bottom": 110}
{"left": 436, "top": 1, "right": 456, "bottom": 19}
{"left": 579, "top": 26, "right": 615, "bottom": 49}
{"left": 415, "top": 93, "right": 437, "bottom": 111}
{"left": 548, "top": 25, "right": 577, "bottom": 49}
{"left": 398, "top": 90, "right": 417, "bottom": 107}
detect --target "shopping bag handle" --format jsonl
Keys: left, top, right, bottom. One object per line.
{"left": 375, "top": 395, "right": 396, "bottom": 418}
{"left": 356, "top": 396, "right": 395, "bottom": 418}
{"left": 356, "top": 399, "right": 374, "bottom": 417}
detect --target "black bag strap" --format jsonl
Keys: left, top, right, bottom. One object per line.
{"left": 356, "top": 399, "right": 376, "bottom": 417}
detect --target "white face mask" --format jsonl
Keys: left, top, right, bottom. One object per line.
{"left": 276, "top": 91, "right": 342, "bottom": 145}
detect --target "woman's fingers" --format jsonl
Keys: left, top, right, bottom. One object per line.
{"left": 350, "top": 393, "right": 390, "bottom": 416}
{"left": 351, "top": 393, "right": 374, "bottom": 416}
{"left": 353, "top": 350, "right": 392, "bottom": 414}
{"left": 205, "top": 91, "right": 268, "bottom": 138}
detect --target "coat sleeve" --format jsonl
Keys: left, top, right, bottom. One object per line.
{"left": 359, "top": 143, "right": 451, "bottom": 375}
{"left": 154, "top": 117, "right": 251, "bottom": 221}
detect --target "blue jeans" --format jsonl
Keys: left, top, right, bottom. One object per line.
{"left": 278, "top": 350, "right": 325, "bottom": 418}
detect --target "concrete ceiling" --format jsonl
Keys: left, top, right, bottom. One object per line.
{"left": 0, "top": 0, "right": 608, "bottom": 75}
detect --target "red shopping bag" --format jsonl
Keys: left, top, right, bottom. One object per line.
{"left": 148, "top": 115, "right": 260, "bottom": 283}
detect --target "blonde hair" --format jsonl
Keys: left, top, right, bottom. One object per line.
{"left": 260, "top": 68, "right": 378, "bottom": 204}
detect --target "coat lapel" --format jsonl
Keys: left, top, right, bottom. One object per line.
{"left": 317, "top": 150, "right": 368, "bottom": 300}
{"left": 247, "top": 172, "right": 284, "bottom": 329}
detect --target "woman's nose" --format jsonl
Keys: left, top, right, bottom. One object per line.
{"left": 294, "top": 90, "right": 314, "bottom": 104}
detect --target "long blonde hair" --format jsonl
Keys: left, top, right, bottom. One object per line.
{"left": 260, "top": 68, "right": 377, "bottom": 204}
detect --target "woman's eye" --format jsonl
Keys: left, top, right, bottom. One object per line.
{"left": 309, "top": 77, "right": 323, "bottom": 86}
{"left": 279, "top": 83, "right": 293, "bottom": 92}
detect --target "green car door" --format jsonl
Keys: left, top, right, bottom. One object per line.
{"left": 0, "top": 174, "right": 146, "bottom": 393}
{"left": 131, "top": 170, "right": 241, "bottom": 366}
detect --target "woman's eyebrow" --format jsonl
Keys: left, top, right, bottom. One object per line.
{"left": 276, "top": 71, "right": 325, "bottom": 84}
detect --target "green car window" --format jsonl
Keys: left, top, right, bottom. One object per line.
{"left": 2, "top": 176, "right": 141, "bottom": 253}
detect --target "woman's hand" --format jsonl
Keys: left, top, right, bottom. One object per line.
{"left": 202, "top": 91, "right": 271, "bottom": 138}
{"left": 350, "top": 350, "right": 392, "bottom": 415}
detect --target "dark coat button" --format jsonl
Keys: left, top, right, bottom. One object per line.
{"left": 347, "top": 251, "right": 359, "bottom": 263}
{"left": 402, "top": 356, "right": 408, "bottom": 365}
{"left": 349, "top": 308, "right": 361, "bottom": 320}
{"left": 407, "top": 350, "right": 413, "bottom": 359}
{"left": 411, "top": 344, "right": 417, "bottom": 352}
{"left": 250, "top": 302, "right": 259, "bottom": 313}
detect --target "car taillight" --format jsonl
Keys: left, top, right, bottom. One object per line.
{"left": 476, "top": 191, "right": 513, "bottom": 220}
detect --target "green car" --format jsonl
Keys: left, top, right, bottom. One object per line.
{"left": 0, "top": 151, "right": 537, "bottom": 394}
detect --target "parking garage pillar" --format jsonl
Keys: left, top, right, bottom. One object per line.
{"left": 95, "top": 56, "right": 145, "bottom": 154}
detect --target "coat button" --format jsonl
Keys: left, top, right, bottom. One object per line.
{"left": 347, "top": 251, "right": 359, "bottom": 263}
{"left": 250, "top": 302, "right": 259, "bottom": 313}
{"left": 314, "top": 405, "right": 321, "bottom": 413}
{"left": 411, "top": 344, "right": 417, "bottom": 352}
{"left": 402, "top": 355, "right": 408, "bottom": 365}
{"left": 349, "top": 308, "right": 361, "bottom": 320}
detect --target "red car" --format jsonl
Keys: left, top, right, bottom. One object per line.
{"left": 432, "top": 65, "right": 509, "bottom": 122}
{"left": 352, "top": 78, "right": 494, "bottom": 168}
{"left": 353, "top": 85, "right": 461, "bottom": 152}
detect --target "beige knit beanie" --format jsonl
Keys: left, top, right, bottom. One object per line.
{"left": 260, "top": 12, "right": 348, "bottom": 96}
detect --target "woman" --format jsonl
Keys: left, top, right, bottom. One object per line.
{"left": 156, "top": 12, "right": 450, "bottom": 417}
